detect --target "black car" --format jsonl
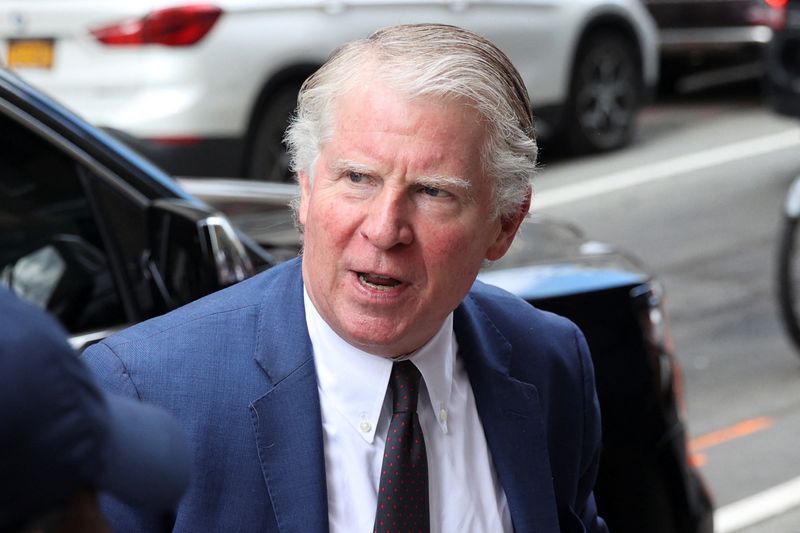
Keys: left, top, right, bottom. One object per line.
{"left": 644, "top": 0, "right": 789, "bottom": 92}
{"left": 0, "top": 67, "right": 712, "bottom": 533}
{"left": 482, "top": 223, "right": 712, "bottom": 533}
{"left": 765, "top": 0, "right": 800, "bottom": 116}
{"left": 0, "top": 69, "right": 274, "bottom": 349}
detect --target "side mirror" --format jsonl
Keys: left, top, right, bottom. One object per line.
{"left": 146, "top": 199, "right": 254, "bottom": 310}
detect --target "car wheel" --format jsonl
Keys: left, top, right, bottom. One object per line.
{"left": 565, "top": 30, "right": 641, "bottom": 154}
{"left": 248, "top": 84, "right": 300, "bottom": 183}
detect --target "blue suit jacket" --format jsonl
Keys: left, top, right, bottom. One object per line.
{"left": 82, "top": 257, "right": 607, "bottom": 532}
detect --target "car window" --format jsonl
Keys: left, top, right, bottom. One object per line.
{"left": 84, "top": 171, "right": 162, "bottom": 320}
{"left": 0, "top": 111, "right": 125, "bottom": 333}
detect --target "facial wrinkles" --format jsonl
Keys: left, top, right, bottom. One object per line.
{"left": 329, "top": 157, "right": 472, "bottom": 192}
{"left": 337, "top": 177, "right": 488, "bottom": 283}
{"left": 299, "top": 81, "right": 510, "bottom": 356}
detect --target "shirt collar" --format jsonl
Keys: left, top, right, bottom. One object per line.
{"left": 304, "top": 287, "right": 454, "bottom": 443}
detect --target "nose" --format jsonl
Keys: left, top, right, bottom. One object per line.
{"left": 360, "top": 188, "right": 414, "bottom": 250}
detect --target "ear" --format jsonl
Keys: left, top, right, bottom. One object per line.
{"left": 297, "top": 170, "right": 312, "bottom": 226}
{"left": 485, "top": 188, "right": 531, "bottom": 261}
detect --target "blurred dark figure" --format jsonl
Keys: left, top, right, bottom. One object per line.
{"left": 764, "top": 0, "right": 800, "bottom": 117}
{"left": 767, "top": 0, "right": 800, "bottom": 354}
{"left": 0, "top": 289, "right": 192, "bottom": 532}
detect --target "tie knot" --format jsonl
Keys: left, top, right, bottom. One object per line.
{"left": 389, "top": 361, "right": 421, "bottom": 414}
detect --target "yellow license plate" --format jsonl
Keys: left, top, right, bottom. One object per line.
{"left": 6, "top": 39, "right": 54, "bottom": 69}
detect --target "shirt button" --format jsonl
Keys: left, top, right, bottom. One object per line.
{"left": 438, "top": 408, "right": 447, "bottom": 423}
{"left": 359, "top": 421, "right": 372, "bottom": 433}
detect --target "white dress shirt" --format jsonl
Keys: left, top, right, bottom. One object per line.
{"left": 304, "top": 288, "right": 513, "bottom": 533}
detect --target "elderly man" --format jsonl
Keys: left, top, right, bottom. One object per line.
{"left": 83, "top": 23, "right": 607, "bottom": 532}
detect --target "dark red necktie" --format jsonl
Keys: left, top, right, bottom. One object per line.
{"left": 374, "top": 361, "right": 430, "bottom": 533}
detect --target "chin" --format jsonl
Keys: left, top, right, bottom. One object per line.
{"left": 348, "top": 334, "right": 402, "bottom": 357}
{"left": 343, "top": 324, "right": 410, "bottom": 357}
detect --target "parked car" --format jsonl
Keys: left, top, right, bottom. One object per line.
{"left": 765, "top": 0, "right": 800, "bottom": 115}
{"left": 0, "top": 0, "right": 658, "bottom": 182}
{"left": 0, "top": 67, "right": 711, "bottom": 532}
{"left": 0, "top": 68, "right": 273, "bottom": 349}
{"left": 643, "top": 0, "right": 789, "bottom": 92}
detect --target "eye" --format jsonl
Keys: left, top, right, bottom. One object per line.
{"left": 348, "top": 171, "right": 368, "bottom": 184}
{"left": 421, "top": 186, "right": 450, "bottom": 198}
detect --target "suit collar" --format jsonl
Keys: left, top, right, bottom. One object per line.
{"left": 454, "top": 294, "right": 559, "bottom": 533}
{"left": 250, "top": 258, "right": 329, "bottom": 533}
{"left": 253, "top": 257, "right": 313, "bottom": 383}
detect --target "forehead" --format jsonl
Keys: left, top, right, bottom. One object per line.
{"left": 324, "top": 81, "right": 488, "bottom": 177}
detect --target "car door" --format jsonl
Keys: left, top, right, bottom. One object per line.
{"left": 445, "top": 0, "right": 566, "bottom": 105}
{"left": 325, "top": 0, "right": 565, "bottom": 105}
{"left": 0, "top": 90, "right": 160, "bottom": 349}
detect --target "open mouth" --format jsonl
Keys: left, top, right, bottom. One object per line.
{"left": 358, "top": 272, "right": 402, "bottom": 291}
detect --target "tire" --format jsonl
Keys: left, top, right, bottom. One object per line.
{"left": 248, "top": 84, "right": 301, "bottom": 183}
{"left": 564, "top": 30, "right": 641, "bottom": 154}
{"left": 777, "top": 212, "right": 800, "bottom": 353}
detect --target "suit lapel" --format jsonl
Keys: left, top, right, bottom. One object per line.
{"left": 249, "top": 260, "right": 329, "bottom": 533}
{"left": 454, "top": 299, "right": 560, "bottom": 533}
{"left": 243, "top": 261, "right": 560, "bottom": 532}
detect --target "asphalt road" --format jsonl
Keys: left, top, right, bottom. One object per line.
{"left": 534, "top": 84, "right": 800, "bottom": 532}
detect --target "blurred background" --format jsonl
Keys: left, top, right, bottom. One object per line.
{"left": 2, "top": 1, "right": 800, "bottom": 532}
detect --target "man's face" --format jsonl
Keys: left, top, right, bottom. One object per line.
{"left": 298, "top": 80, "right": 528, "bottom": 357}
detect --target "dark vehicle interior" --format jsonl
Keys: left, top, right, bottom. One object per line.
{"left": 0, "top": 115, "right": 127, "bottom": 332}
{"left": 0, "top": 107, "right": 236, "bottom": 336}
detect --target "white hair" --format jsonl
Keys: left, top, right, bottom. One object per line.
{"left": 285, "top": 23, "right": 537, "bottom": 220}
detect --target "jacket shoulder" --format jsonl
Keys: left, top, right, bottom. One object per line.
{"left": 102, "top": 258, "right": 302, "bottom": 349}
{"left": 467, "top": 279, "right": 582, "bottom": 346}
{"left": 462, "top": 279, "right": 593, "bottom": 397}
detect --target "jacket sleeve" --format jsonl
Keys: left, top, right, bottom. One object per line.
{"left": 573, "top": 329, "right": 609, "bottom": 533}
{"left": 81, "top": 341, "right": 177, "bottom": 533}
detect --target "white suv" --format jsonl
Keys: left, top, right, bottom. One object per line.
{"left": 0, "top": 0, "right": 658, "bottom": 182}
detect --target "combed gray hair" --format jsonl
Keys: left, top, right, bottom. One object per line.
{"left": 285, "top": 23, "right": 537, "bottom": 220}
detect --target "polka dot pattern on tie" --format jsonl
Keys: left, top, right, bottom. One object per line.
{"left": 373, "top": 361, "right": 429, "bottom": 533}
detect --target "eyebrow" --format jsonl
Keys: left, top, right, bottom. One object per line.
{"left": 416, "top": 174, "right": 472, "bottom": 192}
{"left": 331, "top": 159, "right": 473, "bottom": 192}
{"left": 329, "top": 159, "right": 373, "bottom": 176}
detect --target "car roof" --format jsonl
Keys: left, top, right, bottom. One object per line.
{"left": 0, "top": 67, "right": 196, "bottom": 202}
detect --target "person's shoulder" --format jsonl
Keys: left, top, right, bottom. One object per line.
{"left": 0, "top": 289, "right": 63, "bottom": 337}
{"left": 464, "top": 280, "right": 594, "bottom": 406}
{"left": 102, "top": 257, "right": 302, "bottom": 351}
{"left": 463, "top": 279, "right": 590, "bottom": 378}
{"left": 466, "top": 279, "right": 579, "bottom": 341}
{"left": 0, "top": 289, "right": 73, "bottom": 361}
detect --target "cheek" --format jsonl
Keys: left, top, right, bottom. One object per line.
{"left": 307, "top": 203, "right": 359, "bottom": 252}
{"left": 421, "top": 226, "right": 486, "bottom": 274}
{"left": 321, "top": 211, "right": 352, "bottom": 241}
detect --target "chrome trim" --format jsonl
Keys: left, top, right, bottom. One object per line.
{"left": 659, "top": 26, "right": 773, "bottom": 50}
{"left": 69, "top": 328, "right": 120, "bottom": 350}
{"left": 177, "top": 178, "right": 298, "bottom": 206}
{"left": 199, "top": 215, "right": 255, "bottom": 285}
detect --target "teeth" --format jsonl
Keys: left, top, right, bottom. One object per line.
{"left": 358, "top": 272, "right": 400, "bottom": 290}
